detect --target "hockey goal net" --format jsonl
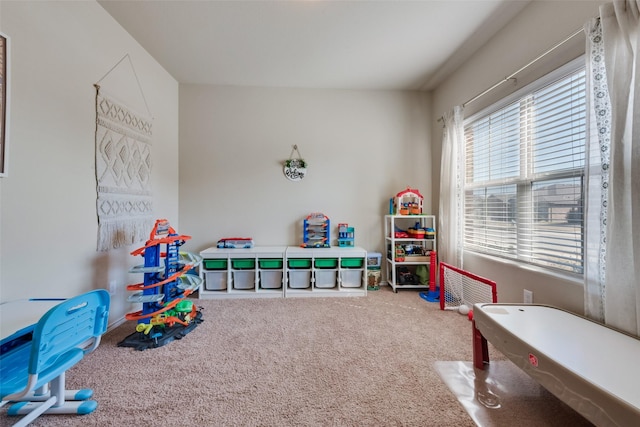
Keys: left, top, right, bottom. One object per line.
{"left": 439, "top": 262, "right": 497, "bottom": 311}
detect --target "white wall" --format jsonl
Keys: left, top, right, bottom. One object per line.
{"left": 1, "top": 0, "right": 602, "bottom": 324}
{"left": 179, "top": 85, "right": 432, "bottom": 256}
{"left": 0, "top": 1, "right": 179, "bottom": 326}
{"left": 431, "top": 0, "right": 602, "bottom": 313}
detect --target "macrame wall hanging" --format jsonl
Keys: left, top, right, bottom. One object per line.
{"left": 283, "top": 144, "right": 307, "bottom": 181}
{"left": 94, "top": 54, "right": 154, "bottom": 251}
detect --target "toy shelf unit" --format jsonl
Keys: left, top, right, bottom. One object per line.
{"left": 385, "top": 215, "right": 436, "bottom": 292}
{"left": 285, "top": 246, "right": 367, "bottom": 297}
{"left": 199, "top": 246, "right": 287, "bottom": 299}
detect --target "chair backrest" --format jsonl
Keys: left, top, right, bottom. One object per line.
{"left": 29, "top": 290, "right": 110, "bottom": 375}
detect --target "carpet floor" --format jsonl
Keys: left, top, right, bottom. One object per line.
{"left": 1, "top": 287, "right": 592, "bottom": 426}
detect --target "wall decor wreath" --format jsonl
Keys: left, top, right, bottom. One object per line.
{"left": 284, "top": 145, "right": 307, "bottom": 181}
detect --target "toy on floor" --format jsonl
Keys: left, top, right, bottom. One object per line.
{"left": 301, "top": 212, "right": 330, "bottom": 248}
{"left": 366, "top": 252, "right": 382, "bottom": 291}
{"left": 118, "top": 219, "right": 204, "bottom": 351}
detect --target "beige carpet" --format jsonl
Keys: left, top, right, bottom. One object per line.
{"left": 1, "top": 287, "right": 592, "bottom": 426}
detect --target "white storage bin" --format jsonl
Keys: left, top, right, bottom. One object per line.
{"left": 260, "top": 271, "right": 283, "bottom": 289}
{"left": 288, "top": 270, "right": 311, "bottom": 289}
{"left": 340, "top": 270, "right": 363, "bottom": 288}
{"left": 232, "top": 271, "right": 255, "bottom": 290}
{"left": 314, "top": 270, "right": 337, "bottom": 288}
{"left": 204, "top": 271, "right": 227, "bottom": 291}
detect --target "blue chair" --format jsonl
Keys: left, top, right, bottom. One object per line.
{"left": 0, "top": 290, "right": 110, "bottom": 426}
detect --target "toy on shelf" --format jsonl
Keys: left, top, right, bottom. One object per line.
{"left": 118, "top": 219, "right": 203, "bottom": 351}
{"left": 216, "top": 237, "right": 254, "bottom": 249}
{"left": 391, "top": 187, "right": 424, "bottom": 215}
{"left": 337, "top": 223, "right": 355, "bottom": 247}
{"left": 301, "top": 212, "right": 330, "bottom": 248}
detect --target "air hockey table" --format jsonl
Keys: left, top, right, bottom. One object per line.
{"left": 472, "top": 303, "right": 640, "bottom": 426}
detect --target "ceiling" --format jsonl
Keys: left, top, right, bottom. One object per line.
{"left": 98, "top": 0, "right": 530, "bottom": 91}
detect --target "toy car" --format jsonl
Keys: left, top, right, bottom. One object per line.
{"left": 216, "top": 238, "right": 254, "bottom": 249}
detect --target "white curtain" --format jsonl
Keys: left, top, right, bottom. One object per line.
{"left": 584, "top": 0, "right": 640, "bottom": 335}
{"left": 438, "top": 106, "right": 464, "bottom": 268}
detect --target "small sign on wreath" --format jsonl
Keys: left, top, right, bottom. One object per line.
{"left": 284, "top": 145, "right": 307, "bottom": 181}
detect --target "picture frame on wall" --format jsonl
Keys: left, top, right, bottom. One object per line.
{"left": 1, "top": 32, "right": 9, "bottom": 177}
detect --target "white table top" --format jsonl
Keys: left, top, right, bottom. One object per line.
{"left": 0, "top": 299, "right": 64, "bottom": 342}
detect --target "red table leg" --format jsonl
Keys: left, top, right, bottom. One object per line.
{"left": 472, "top": 320, "right": 489, "bottom": 369}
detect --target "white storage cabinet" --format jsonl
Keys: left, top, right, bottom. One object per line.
{"left": 285, "top": 246, "right": 367, "bottom": 297}
{"left": 199, "top": 246, "right": 367, "bottom": 299}
{"left": 199, "top": 246, "right": 286, "bottom": 299}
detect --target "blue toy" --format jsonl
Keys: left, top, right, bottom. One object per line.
{"left": 337, "top": 223, "right": 355, "bottom": 247}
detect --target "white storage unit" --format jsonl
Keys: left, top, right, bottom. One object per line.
{"left": 285, "top": 247, "right": 367, "bottom": 298}
{"left": 199, "top": 246, "right": 286, "bottom": 299}
{"left": 199, "top": 246, "right": 367, "bottom": 299}
{"left": 384, "top": 215, "right": 436, "bottom": 292}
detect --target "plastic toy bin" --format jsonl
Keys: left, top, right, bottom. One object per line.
{"left": 232, "top": 271, "right": 255, "bottom": 290}
{"left": 314, "top": 270, "right": 337, "bottom": 288}
{"left": 204, "top": 271, "right": 227, "bottom": 290}
{"left": 288, "top": 270, "right": 311, "bottom": 289}
{"left": 341, "top": 258, "right": 364, "bottom": 268}
{"left": 314, "top": 258, "right": 338, "bottom": 269}
{"left": 259, "top": 259, "right": 283, "bottom": 269}
{"left": 341, "top": 270, "right": 363, "bottom": 288}
{"left": 288, "top": 258, "right": 311, "bottom": 269}
{"left": 260, "top": 271, "right": 283, "bottom": 289}
{"left": 203, "top": 259, "right": 227, "bottom": 270}
{"left": 231, "top": 259, "right": 255, "bottom": 269}
{"left": 366, "top": 253, "right": 382, "bottom": 269}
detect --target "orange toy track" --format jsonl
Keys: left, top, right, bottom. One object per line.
{"left": 124, "top": 294, "right": 194, "bottom": 322}
{"left": 130, "top": 219, "right": 191, "bottom": 257}
{"left": 126, "top": 264, "right": 195, "bottom": 292}
{"left": 126, "top": 219, "right": 196, "bottom": 321}
{"left": 130, "top": 234, "right": 191, "bottom": 257}
{"left": 125, "top": 297, "right": 198, "bottom": 323}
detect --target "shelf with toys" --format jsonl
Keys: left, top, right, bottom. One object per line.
{"left": 198, "top": 213, "right": 367, "bottom": 299}
{"left": 199, "top": 245, "right": 367, "bottom": 299}
{"left": 385, "top": 187, "right": 437, "bottom": 292}
{"left": 199, "top": 246, "right": 287, "bottom": 299}
{"left": 285, "top": 246, "right": 367, "bottom": 297}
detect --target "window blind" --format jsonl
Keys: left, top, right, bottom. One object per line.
{"left": 463, "top": 66, "right": 586, "bottom": 274}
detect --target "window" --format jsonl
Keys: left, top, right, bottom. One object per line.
{"left": 463, "top": 61, "right": 586, "bottom": 274}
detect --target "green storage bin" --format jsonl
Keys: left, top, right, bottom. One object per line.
{"left": 231, "top": 258, "right": 255, "bottom": 269}
{"left": 288, "top": 258, "right": 311, "bottom": 269}
{"left": 259, "top": 258, "right": 283, "bottom": 269}
{"left": 341, "top": 257, "right": 364, "bottom": 268}
{"left": 204, "top": 259, "right": 227, "bottom": 270}
{"left": 315, "top": 258, "right": 338, "bottom": 269}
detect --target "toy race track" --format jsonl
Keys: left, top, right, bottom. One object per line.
{"left": 118, "top": 219, "right": 204, "bottom": 351}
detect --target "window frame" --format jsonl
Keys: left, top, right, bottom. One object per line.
{"left": 462, "top": 57, "right": 586, "bottom": 277}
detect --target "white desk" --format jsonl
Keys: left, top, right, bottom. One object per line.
{"left": 1, "top": 299, "right": 64, "bottom": 343}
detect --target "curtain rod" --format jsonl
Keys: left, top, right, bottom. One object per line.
{"left": 437, "top": 26, "right": 584, "bottom": 123}
{"left": 462, "top": 27, "right": 583, "bottom": 108}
